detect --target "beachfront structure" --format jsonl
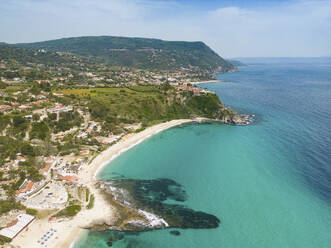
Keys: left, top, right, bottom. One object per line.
{"left": 23, "top": 181, "right": 68, "bottom": 210}
{"left": 16, "top": 180, "right": 34, "bottom": 196}
{"left": 60, "top": 175, "right": 79, "bottom": 183}
{"left": 95, "top": 135, "right": 121, "bottom": 145}
{"left": 80, "top": 149, "right": 90, "bottom": 155}
{"left": 39, "top": 162, "right": 53, "bottom": 176}
{"left": 0, "top": 214, "right": 35, "bottom": 239}
{"left": 189, "top": 87, "right": 202, "bottom": 96}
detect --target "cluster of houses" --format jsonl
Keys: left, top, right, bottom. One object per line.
{"left": 174, "top": 83, "right": 211, "bottom": 96}
{"left": 1, "top": 53, "right": 209, "bottom": 88}
{"left": 14, "top": 157, "right": 56, "bottom": 198}
{"left": 16, "top": 180, "right": 35, "bottom": 197}
{"left": 13, "top": 154, "right": 89, "bottom": 200}
{"left": 0, "top": 146, "right": 90, "bottom": 202}
{"left": 0, "top": 89, "right": 50, "bottom": 113}
{"left": 70, "top": 69, "right": 205, "bottom": 86}
{"left": 1, "top": 154, "right": 27, "bottom": 171}
{"left": 39, "top": 156, "right": 56, "bottom": 176}
{"left": 53, "top": 158, "right": 88, "bottom": 177}
{"left": 0, "top": 104, "right": 12, "bottom": 112}
{"left": 76, "top": 120, "right": 101, "bottom": 139}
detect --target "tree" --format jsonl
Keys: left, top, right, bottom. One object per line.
{"left": 21, "top": 143, "right": 35, "bottom": 156}
{"left": 13, "top": 116, "right": 25, "bottom": 127}
{"left": 48, "top": 113, "right": 57, "bottom": 121}
{"left": 30, "top": 82, "right": 41, "bottom": 95}
{"left": 26, "top": 166, "right": 43, "bottom": 181}
{"left": 3, "top": 70, "right": 19, "bottom": 79}
{"left": 32, "top": 114, "right": 40, "bottom": 121}
{"left": 0, "top": 81, "right": 7, "bottom": 89}
{"left": 26, "top": 208, "right": 38, "bottom": 216}
{"left": 30, "top": 122, "right": 49, "bottom": 140}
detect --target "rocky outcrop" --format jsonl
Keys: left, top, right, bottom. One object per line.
{"left": 87, "top": 179, "right": 220, "bottom": 232}
{"left": 217, "top": 106, "right": 254, "bottom": 125}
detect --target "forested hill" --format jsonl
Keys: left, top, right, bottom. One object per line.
{"left": 0, "top": 44, "right": 101, "bottom": 70}
{"left": 0, "top": 44, "right": 73, "bottom": 65}
{"left": 15, "top": 36, "right": 235, "bottom": 73}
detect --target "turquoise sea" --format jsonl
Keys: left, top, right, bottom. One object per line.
{"left": 75, "top": 58, "right": 331, "bottom": 248}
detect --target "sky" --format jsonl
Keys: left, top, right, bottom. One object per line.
{"left": 0, "top": 0, "right": 331, "bottom": 57}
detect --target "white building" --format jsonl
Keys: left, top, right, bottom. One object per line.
{"left": 47, "top": 105, "right": 73, "bottom": 113}
{"left": 0, "top": 214, "right": 35, "bottom": 239}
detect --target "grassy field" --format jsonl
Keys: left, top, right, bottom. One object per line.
{"left": 3, "top": 86, "right": 26, "bottom": 93}
{"left": 56, "top": 86, "right": 158, "bottom": 97}
{"left": 54, "top": 86, "right": 226, "bottom": 130}
{"left": 54, "top": 205, "right": 81, "bottom": 217}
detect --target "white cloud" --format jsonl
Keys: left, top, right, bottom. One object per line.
{"left": 0, "top": 0, "right": 330, "bottom": 57}
{"left": 203, "top": 1, "right": 331, "bottom": 56}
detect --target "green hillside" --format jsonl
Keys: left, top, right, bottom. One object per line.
{"left": 56, "top": 86, "right": 236, "bottom": 130}
{"left": 0, "top": 44, "right": 97, "bottom": 67}
{"left": 15, "top": 36, "right": 234, "bottom": 73}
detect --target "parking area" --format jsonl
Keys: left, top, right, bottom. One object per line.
{"left": 23, "top": 182, "right": 68, "bottom": 209}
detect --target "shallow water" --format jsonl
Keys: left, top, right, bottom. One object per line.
{"left": 75, "top": 58, "right": 331, "bottom": 248}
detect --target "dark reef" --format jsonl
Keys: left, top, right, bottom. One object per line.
{"left": 170, "top": 230, "right": 181, "bottom": 236}
{"left": 104, "top": 178, "right": 220, "bottom": 229}
{"left": 91, "top": 178, "right": 221, "bottom": 247}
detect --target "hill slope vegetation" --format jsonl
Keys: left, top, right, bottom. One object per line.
{"left": 15, "top": 36, "right": 234, "bottom": 73}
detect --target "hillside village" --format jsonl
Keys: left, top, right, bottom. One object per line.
{"left": 0, "top": 45, "right": 239, "bottom": 246}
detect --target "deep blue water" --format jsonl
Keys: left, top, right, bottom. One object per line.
{"left": 75, "top": 58, "right": 331, "bottom": 248}
{"left": 214, "top": 59, "right": 331, "bottom": 201}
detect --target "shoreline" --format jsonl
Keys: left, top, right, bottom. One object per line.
{"left": 86, "top": 118, "right": 206, "bottom": 183}
{"left": 191, "top": 79, "right": 222, "bottom": 85}
{"left": 11, "top": 118, "right": 207, "bottom": 248}
{"left": 72, "top": 118, "right": 209, "bottom": 247}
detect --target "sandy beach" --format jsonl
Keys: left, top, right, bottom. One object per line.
{"left": 10, "top": 118, "right": 201, "bottom": 248}
{"left": 191, "top": 80, "right": 222, "bottom": 85}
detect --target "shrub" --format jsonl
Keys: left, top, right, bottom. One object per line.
{"left": 55, "top": 205, "right": 81, "bottom": 217}
{"left": 87, "top": 194, "right": 95, "bottom": 209}
{"left": 0, "top": 235, "right": 11, "bottom": 245}
{"left": 26, "top": 208, "right": 38, "bottom": 216}
{"left": 86, "top": 188, "right": 90, "bottom": 202}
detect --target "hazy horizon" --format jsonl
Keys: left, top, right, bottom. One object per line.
{"left": 1, "top": 35, "right": 330, "bottom": 59}
{"left": 1, "top": 0, "right": 331, "bottom": 57}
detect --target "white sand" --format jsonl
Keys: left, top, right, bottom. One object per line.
{"left": 11, "top": 119, "right": 200, "bottom": 248}
{"left": 191, "top": 80, "right": 222, "bottom": 85}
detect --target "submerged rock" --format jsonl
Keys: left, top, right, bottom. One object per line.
{"left": 100, "top": 178, "right": 220, "bottom": 231}
{"left": 170, "top": 230, "right": 181, "bottom": 236}
{"left": 108, "top": 231, "right": 125, "bottom": 242}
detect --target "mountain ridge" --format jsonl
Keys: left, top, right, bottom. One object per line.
{"left": 14, "top": 36, "right": 235, "bottom": 74}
